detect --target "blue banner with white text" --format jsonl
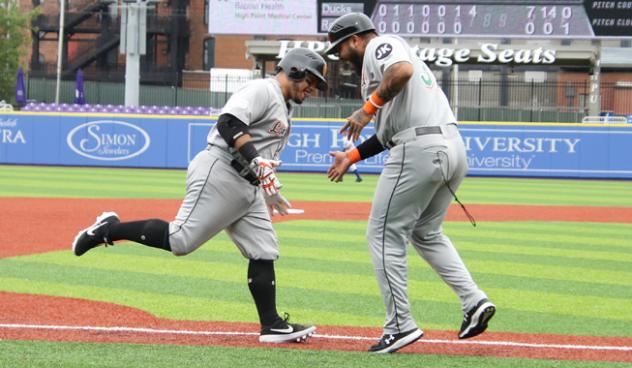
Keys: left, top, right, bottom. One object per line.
{"left": 1, "top": 112, "right": 632, "bottom": 179}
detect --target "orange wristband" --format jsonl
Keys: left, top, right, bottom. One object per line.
{"left": 361, "top": 92, "right": 385, "bottom": 115}
{"left": 362, "top": 100, "right": 378, "bottom": 115}
{"left": 346, "top": 147, "right": 361, "bottom": 164}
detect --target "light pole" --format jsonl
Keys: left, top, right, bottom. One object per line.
{"left": 121, "top": 0, "right": 149, "bottom": 106}
{"left": 55, "top": 0, "right": 66, "bottom": 104}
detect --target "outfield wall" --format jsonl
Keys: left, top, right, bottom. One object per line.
{"left": 1, "top": 112, "right": 632, "bottom": 179}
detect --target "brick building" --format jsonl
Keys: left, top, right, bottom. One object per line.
{"left": 21, "top": 0, "right": 632, "bottom": 115}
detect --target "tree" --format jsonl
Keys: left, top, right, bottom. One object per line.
{"left": 0, "top": 1, "right": 38, "bottom": 104}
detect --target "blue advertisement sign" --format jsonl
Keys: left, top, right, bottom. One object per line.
{"left": 1, "top": 112, "right": 632, "bottom": 179}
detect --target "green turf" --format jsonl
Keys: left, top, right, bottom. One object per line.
{"left": 1, "top": 340, "right": 629, "bottom": 368}
{"left": 1, "top": 165, "right": 632, "bottom": 366}
{"left": 2, "top": 164, "right": 632, "bottom": 205}
{"left": 2, "top": 219, "right": 631, "bottom": 336}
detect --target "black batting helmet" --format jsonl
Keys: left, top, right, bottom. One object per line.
{"left": 276, "top": 48, "right": 328, "bottom": 91}
{"left": 325, "top": 12, "right": 376, "bottom": 55}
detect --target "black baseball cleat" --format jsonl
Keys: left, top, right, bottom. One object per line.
{"left": 72, "top": 212, "right": 120, "bottom": 256}
{"left": 259, "top": 313, "right": 316, "bottom": 343}
{"left": 368, "top": 328, "right": 423, "bottom": 353}
{"left": 458, "top": 298, "right": 496, "bottom": 339}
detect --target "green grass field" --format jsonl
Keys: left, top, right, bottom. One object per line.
{"left": 1, "top": 165, "right": 632, "bottom": 367}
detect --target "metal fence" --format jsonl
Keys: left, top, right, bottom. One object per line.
{"left": 23, "top": 76, "right": 632, "bottom": 123}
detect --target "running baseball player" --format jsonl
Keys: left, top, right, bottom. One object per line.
{"left": 342, "top": 136, "right": 362, "bottom": 182}
{"left": 325, "top": 13, "right": 495, "bottom": 353}
{"left": 71, "top": 48, "right": 328, "bottom": 344}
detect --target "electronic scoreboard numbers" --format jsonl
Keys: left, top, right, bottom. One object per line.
{"left": 317, "top": 1, "right": 632, "bottom": 38}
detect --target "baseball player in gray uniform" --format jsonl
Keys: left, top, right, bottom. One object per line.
{"left": 71, "top": 48, "right": 328, "bottom": 344}
{"left": 325, "top": 13, "right": 495, "bottom": 353}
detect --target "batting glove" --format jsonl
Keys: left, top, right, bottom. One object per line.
{"left": 265, "top": 192, "right": 291, "bottom": 216}
{"left": 250, "top": 156, "right": 282, "bottom": 196}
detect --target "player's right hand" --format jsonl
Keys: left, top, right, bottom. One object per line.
{"left": 250, "top": 156, "right": 282, "bottom": 196}
{"left": 341, "top": 108, "right": 372, "bottom": 141}
{"left": 327, "top": 151, "right": 351, "bottom": 183}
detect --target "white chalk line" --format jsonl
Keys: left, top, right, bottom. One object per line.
{"left": 1, "top": 323, "right": 631, "bottom": 352}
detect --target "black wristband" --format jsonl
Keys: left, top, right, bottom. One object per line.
{"left": 238, "top": 141, "right": 259, "bottom": 162}
{"left": 357, "top": 134, "right": 385, "bottom": 160}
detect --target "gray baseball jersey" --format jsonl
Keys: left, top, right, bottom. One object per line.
{"left": 208, "top": 78, "right": 291, "bottom": 161}
{"left": 360, "top": 35, "right": 488, "bottom": 334}
{"left": 168, "top": 78, "right": 291, "bottom": 260}
{"left": 361, "top": 35, "right": 456, "bottom": 145}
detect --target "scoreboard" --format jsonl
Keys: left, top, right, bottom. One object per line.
{"left": 317, "top": 1, "right": 632, "bottom": 38}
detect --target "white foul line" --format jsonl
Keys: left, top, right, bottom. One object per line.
{"left": 1, "top": 323, "right": 631, "bottom": 352}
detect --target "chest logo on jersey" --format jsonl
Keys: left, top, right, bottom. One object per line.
{"left": 375, "top": 43, "right": 393, "bottom": 60}
{"left": 421, "top": 73, "right": 433, "bottom": 87}
{"left": 268, "top": 121, "right": 287, "bottom": 136}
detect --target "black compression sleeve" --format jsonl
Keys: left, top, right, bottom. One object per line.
{"left": 238, "top": 141, "right": 259, "bottom": 162}
{"left": 216, "top": 113, "right": 248, "bottom": 147}
{"left": 356, "top": 134, "right": 386, "bottom": 160}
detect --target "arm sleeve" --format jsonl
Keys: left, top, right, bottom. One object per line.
{"left": 216, "top": 113, "right": 259, "bottom": 161}
{"left": 216, "top": 113, "right": 248, "bottom": 147}
{"left": 356, "top": 134, "right": 385, "bottom": 160}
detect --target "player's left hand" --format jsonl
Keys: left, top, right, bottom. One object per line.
{"left": 327, "top": 151, "right": 352, "bottom": 183}
{"left": 265, "top": 192, "right": 291, "bottom": 216}
{"left": 251, "top": 156, "right": 282, "bottom": 196}
{"left": 340, "top": 108, "right": 372, "bottom": 141}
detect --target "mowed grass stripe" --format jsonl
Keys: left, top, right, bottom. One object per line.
{"left": 462, "top": 181, "right": 632, "bottom": 195}
{"left": 465, "top": 258, "right": 631, "bottom": 286}
{"left": 463, "top": 177, "right": 632, "bottom": 191}
{"left": 280, "top": 221, "right": 632, "bottom": 254}
{"left": 278, "top": 227, "right": 632, "bottom": 253}
{"left": 446, "top": 221, "right": 632, "bottom": 241}
{"left": 0, "top": 277, "right": 377, "bottom": 325}
{"left": 275, "top": 221, "right": 632, "bottom": 256}
{"left": 0, "top": 178, "right": 184, "bottom": 195}
{"left": 0, "top": 165, "right": 185, "bottom": 180}
{"left": 3, "top": 258, "right": 632, "bottom": 335}
{"left": 156, "top": 222, "right": 632, "bottom": 269}
{"left": 104, "top": 241, "right": 632, "bottom": 296}
{"left": 13, "top": 251, "right": 632, "bottom": 321}
{"left": 457, "top": 241, "right": 632, "bottom": 265}
{"left": 4, "top": 261, "right": 629, "bottom": 335}
{"left": 449, "top": 229, "right": 632, "bottom": 250}
{"left": 0, "top": 276, "right": 256, "bottom": 322}
{"left": 7, "top": 339, "right": 632, "bottom": 368}
{"left": 0, "top": 173, "right": 184, "bottom": 189}
{"left": 0, "top": 184, "right": 182, "bottom": 199}
{"left": 2, "top": 165, "right": 632, "bottom": 206}
{"left": 0, "top": 260, "right": 386, "bottom": 326}
{"left": 460, "top": 248, "right": 632, "bottom": 273}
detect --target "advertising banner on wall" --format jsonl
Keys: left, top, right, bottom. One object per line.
{"left": 207, "top": 0, "right": 317, "bottom": 35}
{"left": 2, "top": 112, "right": 632, "bottom": 179}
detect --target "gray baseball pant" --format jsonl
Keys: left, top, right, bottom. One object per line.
{"left": 367, "top": 124, "right": 487, "bottom": 334}
{"left": 168, "top": 146, "right": 279, "bottom": 260}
